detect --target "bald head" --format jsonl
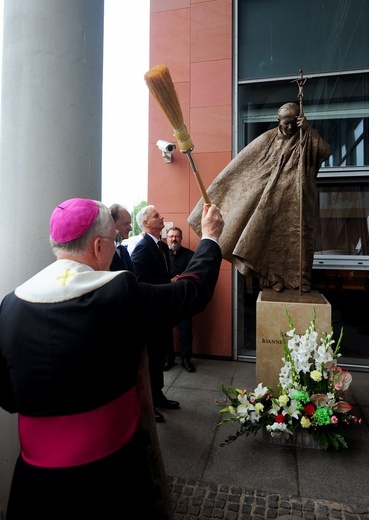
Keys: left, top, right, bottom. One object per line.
{"left": 278, "top": 102, "right": 300, "bottom": 137}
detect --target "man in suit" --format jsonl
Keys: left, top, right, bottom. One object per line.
{"left": 166, "top": 226, "right": 196, "bottom": 373}
{"left": 131, "top": 205, "right": 178, "bottom": 423}
{"left": 127, "top": 231, "right": 144, "bottom": 256}
{"left": 109, "top": 203, "right": 134, "bottom": 272}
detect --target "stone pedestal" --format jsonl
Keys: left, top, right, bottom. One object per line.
{"left": 256, "top": 289, "right": 331, "bottom": 392}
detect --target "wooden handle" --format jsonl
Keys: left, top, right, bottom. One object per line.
{"left": 186, "top": 152, "right": 211, "bottom": 206}
{"left": 194, "top": 172, "right": 211, "bottom": 206}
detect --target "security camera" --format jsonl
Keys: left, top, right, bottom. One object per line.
{"left": 156, "top": 140, "right": 176, "bottom": 163}
{"left": 156, "top": 140, "right": 176, "bottom": 153}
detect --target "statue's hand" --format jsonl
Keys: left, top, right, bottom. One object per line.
{"left": 297, "top": 115, "right": 308, "bottom": 131}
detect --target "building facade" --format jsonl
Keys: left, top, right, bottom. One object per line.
{"left": 148, "top": 0, "right": 369, "bottom": 370}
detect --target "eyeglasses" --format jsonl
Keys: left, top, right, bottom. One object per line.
{"left": 100, "top": 229, "right": 119, "bottom": 243}
{"left": 167, "top": 235, "right": 182, "bottom": 239}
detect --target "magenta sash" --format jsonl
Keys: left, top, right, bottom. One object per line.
{"left": 18, "top": 385, "right": 141, "bottom": 468}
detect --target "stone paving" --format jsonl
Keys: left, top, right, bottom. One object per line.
{"left": 168, "top": 476, "right": 369, "bottom": 520}
{"left": 160, "top": 360, "right": 369, "bottom": 520}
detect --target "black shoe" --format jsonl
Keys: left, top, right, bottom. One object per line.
{"left": 181, "top": 359, "right": 196, "bottom": 373}
{"left": 163, "top": 358, "right": 176, "bottom": 371}
{"left": 154, "top": 408, "right": 165, "bottom": 423}
{"left": 154, "top": 396, "right": 180, "bottom": 410}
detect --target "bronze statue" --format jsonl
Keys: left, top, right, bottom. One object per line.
{"left": 188, "top": 102, "right": 331, "bottom": 292}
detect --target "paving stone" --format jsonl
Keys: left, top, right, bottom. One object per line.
{"left": 168, "top": 475, "right": 369, "bottom": 520}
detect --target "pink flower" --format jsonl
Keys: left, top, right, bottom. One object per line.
{"left": 331, "top": 416, "right": 338, "bottom": 424}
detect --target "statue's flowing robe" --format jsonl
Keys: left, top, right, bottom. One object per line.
{"left": 188, "top": 126, "right": 331, "bottom": 289}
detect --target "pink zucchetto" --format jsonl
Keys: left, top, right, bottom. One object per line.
{"left": 50, "top": 198, "right": 99, "bottom": 243}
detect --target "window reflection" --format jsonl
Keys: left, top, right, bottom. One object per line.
{"left": 237, "top": 0, "right": 369, "bottom": 365}
{"left": 326, "top": 117, "right": 367, "bottom": 167}
{"left": 239, "top": 73, "right": 369, "bottom": 168}
{"left": 315, "top": 186, "right": 369, "bottom": 255}
{"left": 238, "top": 0, "right": 369, "bottom": 80}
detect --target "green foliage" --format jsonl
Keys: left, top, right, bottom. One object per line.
{"left": 314, "top": 427, "right": 352, "bottom": 450}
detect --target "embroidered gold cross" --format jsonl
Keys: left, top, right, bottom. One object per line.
{"left": 56, "top": 268, "right": 76, "bottom": 286}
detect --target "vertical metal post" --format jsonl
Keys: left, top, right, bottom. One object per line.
{"left": 292, "top": 70, "right": 307, "bottom": 295}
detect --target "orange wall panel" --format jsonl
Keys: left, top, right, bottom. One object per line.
{"left": 151, "top": 0, "right": 190, "bottom": 13}
{"left": 191, "top": 60, "right": 232, "bottom": 108}
{"left": 191, "top": 0, "right": 232, "bottom": 63}
{"left": 149, "top": 0, "right": 234, "bottom": 357}
{"left": 190, "top": 105, "right": 231, "bottom": 153}
{"left": 150, "top": 10, "right": 190, "bottom": 82}
{"left": 192, "top": 267, "right": 233, "bottom": 357}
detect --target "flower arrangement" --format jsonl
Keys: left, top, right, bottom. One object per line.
{"left": 214, "top": 309, "right": 362, "bottom": 450}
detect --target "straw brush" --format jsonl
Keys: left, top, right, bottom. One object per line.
{"left": 144, "top": 64, "right": 211, "bottom": 206}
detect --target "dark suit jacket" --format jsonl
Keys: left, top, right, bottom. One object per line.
{"left": 110, "top": 245, "right": 134, "bottom": 272}
{"left": 131, "top": 234, "right": 171, "bottom": 283}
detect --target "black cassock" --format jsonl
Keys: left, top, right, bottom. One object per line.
{"left": 0, "top": 240, "right": 221, "bottom": 520}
